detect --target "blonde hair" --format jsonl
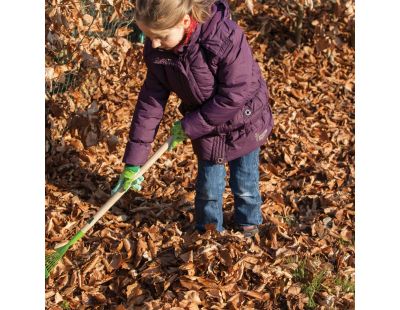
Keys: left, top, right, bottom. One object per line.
{"left": 135, "top": 0, "right": 215, "bottom": 30}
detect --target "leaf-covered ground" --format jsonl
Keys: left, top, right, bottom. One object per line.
{"left": 45, "top": 1, "right": 354, "bottom": 309}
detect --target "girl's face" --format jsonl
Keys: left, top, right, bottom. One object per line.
{"left": 137, "top": 14, "right": 191, "bottom": 50}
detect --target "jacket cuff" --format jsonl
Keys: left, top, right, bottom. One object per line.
{"left": 122, "top": 140, "right": 151, "bottom": 166}
{"left": 181, "top": 110, "right": 216, "bottom": 140}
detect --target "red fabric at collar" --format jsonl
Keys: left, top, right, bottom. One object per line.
{"left": 173, "top": 16, "right": 198, "bottom": 52}
{"left": 183, "top": 16, "right": 198, "bottom": 45}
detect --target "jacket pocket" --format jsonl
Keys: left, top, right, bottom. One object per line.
{"left": 216, "top": 97, "right": 264, "bottom": 135}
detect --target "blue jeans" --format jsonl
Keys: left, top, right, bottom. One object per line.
{"left": 195, "top": 148, "right": 262, "bottom": 232}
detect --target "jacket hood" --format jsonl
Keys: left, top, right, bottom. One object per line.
{"left": 176, "top": 0, "right": 230, "bottom": 52}
{"left": 152, "top": 1, "right": 230, "bottom": 55}
{"left": 199, "top": 0, "right": 230, "bottom": 40}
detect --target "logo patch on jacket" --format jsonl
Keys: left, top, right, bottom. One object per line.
{"left": 153, "top": 57, "right": 178, "bottom": 66}
{"left": 255, "top": 128, "right": 269, "bottom": 141}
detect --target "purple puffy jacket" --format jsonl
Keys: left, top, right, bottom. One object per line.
{"left": 123, "top": 0, "right": 274, "bottom": 165}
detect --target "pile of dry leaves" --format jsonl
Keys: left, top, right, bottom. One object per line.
{"left": 45, "top": 0, "right": 354, "bottom": 309}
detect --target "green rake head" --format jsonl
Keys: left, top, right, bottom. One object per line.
{"left": 45, "top": 230, "right": 84, "bottom": 279}
{"left": 45, "top": 247, "right": 67, "bottom": 279}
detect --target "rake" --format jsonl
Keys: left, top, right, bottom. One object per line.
{"left": 45, "top": 136, "right": 174, "bottom": 279}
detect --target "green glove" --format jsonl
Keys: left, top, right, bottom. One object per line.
{"left": 169, "top": 121, "right": 188, "bottom": 150}
{"left": 111, "top": 165, "right": 144, "bottom": 195}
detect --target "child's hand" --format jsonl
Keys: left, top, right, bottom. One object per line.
{"left": 111, "top": 165, "right": 144, "bottom": 195}
{"left": 169, "top": 121, "right": 188, "bottom": 150}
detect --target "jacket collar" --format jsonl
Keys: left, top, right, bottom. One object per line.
{"left": 151, "top": 0, "right": 230, "bottom": 57}
{"left": 173, "top": 16, "right": 198, "bottom": 54}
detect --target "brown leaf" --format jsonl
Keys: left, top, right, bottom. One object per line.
{"left": 243, "top": 290, "right": 267, "bottom": 300}
{"left": 133, "top": 238, "right": 147, "bottom": 267}
{"left": 115, "top": 27, "right": 133, "bottom": 37}
{"left": 84, "top": 130, "right": 98, "bottom": 147}
{"left": 180, "top": 276, "right": 203, "bottom": 291}
{"left": 107, "top": 134, "right": 119, "bottom": 152}
{"left": 83, "top": 255, "right": 100, "bottom": 274}
{"left": 54, "top": 292, "right": 63, "bottom": 304}
{"left": 245, "top": 0, "right": 254, "bottom": 15}
{"left": 184, "top": 290, "right": 202, "bottom": 305}
{"left": 288, "top": 284, "right": 302, "bottom": 295}
{"left": 316, "top": 37, "right": 331, "bottom": 52}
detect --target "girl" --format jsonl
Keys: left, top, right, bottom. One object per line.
{"left": 112, "top": 0, "right": 274, "bottom": 237}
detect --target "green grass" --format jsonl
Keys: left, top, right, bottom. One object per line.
{"left": 278, "top": 214, "right": 297, "bottom": 226}
{"left": 304, "top": 271, "right": 325, "bottom": 309}
{"left": 292, "top": 259, "right": 306, "bottom": 282}
{"left": 338, "top": 237, "right": 352, "bottom": 246}
{"left": 290, "top": 259, "right": 354, "bottom": 308}
{"left": 334, "top": 276, "right": 355, "bottom": 293}
{"left": 288, "top": 257, "right": 327, "bottom": 309}
{"left": 61, "top": 301, "right": 70, "bottom": 310}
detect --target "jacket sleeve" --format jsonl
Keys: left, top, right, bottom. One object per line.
{"left": 181, "top": 22, "right": 259, "bottom": 140}
{"left": 123, "top": 66, "right": 170, "bottom": 165}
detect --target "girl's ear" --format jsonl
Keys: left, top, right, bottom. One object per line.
{"left": 182, "top": 14, "right": 191, "bottom": 29}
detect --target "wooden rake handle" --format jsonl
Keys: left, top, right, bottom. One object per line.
{"left": 80, "top": 136, "right": 174, "bottom": 234}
